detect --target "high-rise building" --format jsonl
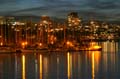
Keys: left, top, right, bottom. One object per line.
{"left": 37, "top": 15, "right": 52, "bottom": 47}
{"left": 67, "top": 12, "right": 81, "bottom": 28}
{"left": 0, "top": 16, "right": 5, "bottom": 45}
{"left": 0, "top": 16, "right": 16, "bottom": 46}
{"left": 5, "top": 17, "right": 16, "bottom": 46}
{"left": 13, "top": 21, "right": 25, "bottom": 47}
{"left": 67, "top": 12, "right": 81, "bottom": 41}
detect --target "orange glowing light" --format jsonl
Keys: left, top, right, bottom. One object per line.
{"left": 22, "top": 42, "right": 25, "bottom": 46}
{"left": 39, "top": 43, "right": 42, "bottom": 46}
{"left": 94, "top": 46, "right": 101, "bottom": 49}
{"left": 91, "top": 42, "right": 96, "bottom": 46}
{"left": 43, "top": 20, "right": 48, "bottom": 24}
{"left": 21, "top": 41, "right": 28, "bottom": 48}
{"left": 21, "top": 42, "right": 28, "bottom": 46}
{"left": 0, "top": 42, "right": 3, "bottom": 46}
{"left": 51, "top": 41, "right": 54, "bottom": 44}
{"left": 89, "top": 45, "right": 101, "bottom": 51}
{"left": 66, "top": 41, "right": 74, "bottom": 47}
{"left": 66, "top": 41, "right": 70, "bottom": 45}
{"left": 25, "top": 42, "right": 28, "bottom": 45}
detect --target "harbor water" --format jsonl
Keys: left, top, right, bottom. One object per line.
{"left": 0, "top": 41, "right": 120, "bottom": 79}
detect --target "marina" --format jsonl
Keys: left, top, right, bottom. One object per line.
{"left": 0, "top": 41, "right": 102, "bottom": 53}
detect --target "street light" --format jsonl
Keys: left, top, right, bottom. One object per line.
{"left": 21, "top": 41, "right": 28, "bottom": 49}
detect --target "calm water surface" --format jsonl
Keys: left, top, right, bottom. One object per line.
{"left": 0, "top": 42, "right": 120, "bottom": 79}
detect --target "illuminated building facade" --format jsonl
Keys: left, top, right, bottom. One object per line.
{"left": 68, "top": 12, "right": 81, "bottom": 28}
{"left": 67, "top": 12, "right": 81, "bottom": 41}
{"left": 37, "top": 16, "right": 52, "bottom": 47}
{"left": 0, "top": 16, "right": 5, "bottom": 46}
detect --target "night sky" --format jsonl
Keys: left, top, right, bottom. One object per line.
{"left": 0, "top": 0, "right": 120, "bottom": 21}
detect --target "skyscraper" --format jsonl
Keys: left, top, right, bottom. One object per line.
{"left": 67, "top": 12, "right": 81, "bottom": 41}
{"left": 37, "top": 15, "right": 52, "bottom": 47}
{"left": 68, "top": 12, "right": 81, "bottom": 28}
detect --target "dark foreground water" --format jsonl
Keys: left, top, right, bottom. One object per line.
{"left": 0, "top": 42, "right": 120, "bottom": 79}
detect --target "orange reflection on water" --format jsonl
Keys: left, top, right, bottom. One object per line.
{"left": 22, "top": 54, "right": 26, "bottom": 79}
{"left": 102, "top": 42, "right": 118, "bottom": 52}
{"left": 39, "top": 54, "right": 43, "bottom": 79}
{"left": 91, "top": 51, "right": 101, "bottom": 79}
{"left": 102, "top": 42, "right": 108, "bottom": 52}
{"left": 43, "top": 56, "right": 48, "bottom": 79}
{"left": 92, "top": 52, "right": 95, "bottom": 79}
{"left": 67, "top": 52, "right": 72, "bottom": 79}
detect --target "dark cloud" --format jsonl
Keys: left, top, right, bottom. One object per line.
{"left": 86, "top": 0, "right": 120, "bottom": 9}
{"left": 0, "top": 0, "right": 17, "bottom": 3}
{"left": 0, "top": 0, "right": 119, "bottom": 21}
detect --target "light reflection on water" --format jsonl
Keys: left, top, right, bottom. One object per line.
{"left": 67, "top": 52, "right": 72, "bottom": 79}
{"left": 91, "top": 51, "right": 101, "bottom": 79}
{"left": 39, "top": 54, "right": 42, "bottom": 79}
{"left": 101, "top": 41, "right": 119, "bottom": 52}
{"left": 0, "top": 42, "right": 120, "bottom": 79}
{"left": 22, "top": 54, "right": 25, "bottom": 79}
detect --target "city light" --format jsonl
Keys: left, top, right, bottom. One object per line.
{"left": 0, "top": 42, "right": 3, "bottom": 46}
{"left": 21, "top": 41, "right": 28, "bottom": 48}
{"left": 0, "top": 12, "right": 119, "bottom": 51}
{"left": 39, "top": 43, "right": 42, "bottom": 47}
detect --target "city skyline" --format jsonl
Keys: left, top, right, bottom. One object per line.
{"left": 0, "top": 0, "right": 120, "bottom": 21}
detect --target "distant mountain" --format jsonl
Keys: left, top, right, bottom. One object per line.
{"left": 7, "top": 15, "right": 66, "bottom": 23}
{"left": 2, "top": 15, "right": 120, "bottom": 24}
{"left": 13, "top": 15, "right": 40, "bottom": 23}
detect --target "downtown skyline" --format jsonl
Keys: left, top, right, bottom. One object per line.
{"left": 0, "top": 0, "right": 120, "bottom": 22}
